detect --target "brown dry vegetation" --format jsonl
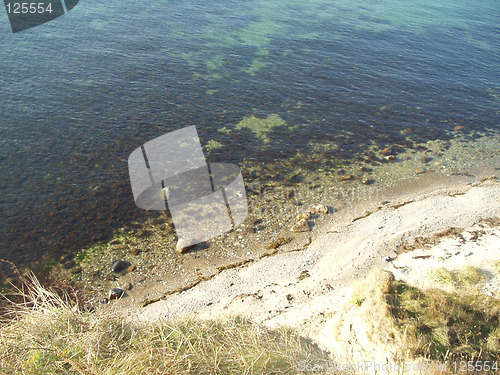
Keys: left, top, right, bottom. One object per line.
{"left": 0, "top": 273, "right": 331, "bottom": 375}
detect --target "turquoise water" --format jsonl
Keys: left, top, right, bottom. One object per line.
{"left": 0, "top": 0, "right": 499, "bottom": 268}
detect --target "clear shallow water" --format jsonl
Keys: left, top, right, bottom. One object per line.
{"left": 0, "top": 0, "right": 499, "bottom": 269}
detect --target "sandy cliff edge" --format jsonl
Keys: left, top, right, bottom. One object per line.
{"left": 130, "top": 176, "right": 500, "bottom": 365}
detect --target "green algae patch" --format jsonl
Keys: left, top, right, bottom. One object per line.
{"left": 204, "top": 139, "right": 224, "bottom": 153}
{"left": 219, "top": 114, "right": 292, "bottom": 143}
{"left": 243, "top": 59, "right": 269, "bottom": 75}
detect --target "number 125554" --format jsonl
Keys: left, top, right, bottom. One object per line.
{"left": 5, "top": 2, "right": 54, "bottom": 14}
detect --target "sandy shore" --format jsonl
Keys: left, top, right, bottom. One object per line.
{"left": 120, "top": 171, "right": 500, "bottom": 361}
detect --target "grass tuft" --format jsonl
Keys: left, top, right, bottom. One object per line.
{"left": 384, "top": 275, "right": 500, "bottom": 362}
{"left": 0, "top": 272, "right": 330, "bottom": 374}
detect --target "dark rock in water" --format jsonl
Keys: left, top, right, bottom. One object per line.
{"left": 109, "top": 288, "right": 124, "bottom": 300}
{"left": 111, "top": 260, "right": 128, "bottom": 273}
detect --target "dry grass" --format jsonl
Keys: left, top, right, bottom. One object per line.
{"left": 429, "top": 266, "right": 488, "bottom": 292}
{"left": 344, "top": 270, "right": 500, "bottom": 374}
{"left": 0, "top": 272, "right": 330, "bottom": 375}
{"left": 384, "top": 275, "right": 500, "bottom": 364}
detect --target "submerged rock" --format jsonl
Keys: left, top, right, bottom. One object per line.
{"left": 415, "top": 167, "right": 426, "bottom": 175}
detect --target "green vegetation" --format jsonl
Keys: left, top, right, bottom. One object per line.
{"left": 350, "top": 296, "right": 365, "bottom": 307}
{"left": 219, "top": 114, "right": 293, "bottom": 144}
{"left": 429, "top": 266, "right": 488, "bottom": 292}
{"left": 383, "top": 274, "right": 500, "bottom": 361}
{"left": 204, "top": 139, "right": 224, "bottom": 153}
{"left": 0, "top": 273, "right": 330, "bottom": 375}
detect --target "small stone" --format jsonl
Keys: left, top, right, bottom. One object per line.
{"left": 176, "top": 238, "right": 196, "bottom": 254}
{"left": 361, "top": 178, "right": 372, "bottom": 185}
{"left": 384, "top": 155, "right": 395, "bottom": 162}
{"left": 415, "top": 167, "right": 426, "bottom": 175}
{"left": 127, "top": 265, "right": 137, "bottom": 272}
{"left": 340, "top": 174, "right": 353, "bottom": 181}
{"left": 130, "top": 249, "right": 141, "bottom": 256}
{"left": 111, "top": 260, "right": 128, "bottom": 273}
{"left": 381, "top": 147, "right": 392, "bottom": 154}
{"left": 296, "top": 212, "right": 310, "bottom": 221}
{"left": 109, "top": 288, "right": 124, "bottom": 300}
{"left": 291, "top": 218, "right": 310, "bottom": 232}
{"left": 100, "top": 298, "right": 109, "bottom": 304}
{"left": 284, "top": 189, "right": 295, "bottom": 199}
{"left": 454, "top": 125, "right": 465, "bottom": 131}
{"left": 122, "top": 282, "right": 133, "bottom": 291}
{"left": 315, "top": 204, "right": 329, "bottom": 214}
{"left": 297, "top": 270, "right": 310, "bottom": 280}
{"left": 420, "top": 156, "right": 432, "bottom": 164}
